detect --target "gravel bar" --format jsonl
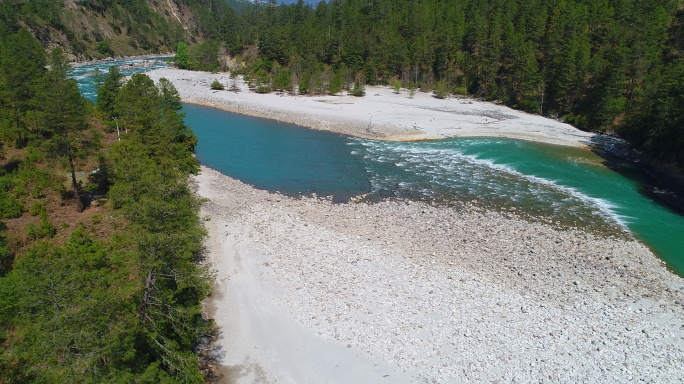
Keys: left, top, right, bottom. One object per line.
{"left": 195, "top": 166, "right": 684, "bottom": 383}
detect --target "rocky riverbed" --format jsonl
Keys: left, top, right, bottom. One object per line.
{"left": 195, "top": 166, "right": 684, "bottom": 383}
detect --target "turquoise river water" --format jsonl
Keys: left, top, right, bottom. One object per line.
{"left": 72, "top": 59, "right": 684, "bottom": 276}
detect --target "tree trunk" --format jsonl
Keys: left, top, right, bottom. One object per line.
{"left": 139, "top": 268, "right": 154, "bottom": 322}
{"left": 68, "top": 153, "right": 83, "bottom": 212}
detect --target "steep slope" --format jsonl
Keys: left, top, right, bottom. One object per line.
{"left": 0, "top": 0, "right": 206, "bottom": 60}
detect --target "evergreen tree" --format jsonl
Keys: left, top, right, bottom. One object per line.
{"left": 97, "top": 66, "right": 124, "bottom": 119}
{"left": 35, "top": 48, "right": 92, "bottom": 211}
{"left": 176, "top": 41, "right": 189, "bottom": 69}
{"left": 0, "top": 28, "right": 46, "bottom": 147}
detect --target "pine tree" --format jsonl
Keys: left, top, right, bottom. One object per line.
{"left": 0, "top": 28, "right": 46, "bottom": 148}
{"left": 176, "top": 41, "right": 189, "bottom": 69}
{"left": 35, "top": 48, "right": 91, "bottom": 211}
{"left": 97, "top": 66, "right": 124, "bottom": 119}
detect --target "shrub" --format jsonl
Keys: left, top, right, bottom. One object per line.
{"left": 453, "top": 86, "right": 467, "bottom": 96}
{"left": 210, "top": 80, "right": 224, "bottom": 90}
{"left": 30, "top": 185, "right": 44, "bottom": 198}
{"left": 39, "top": 214, "right": 56, "bottom": 238}
{"left": 256, "top": 85, "right": 271, "bottom": 94}
{"left": 11, "top": 185, "right": 25, "bottom": 199}
{"left": 393, "top": 79, "right": 402, "bottom": 94}
{"left": 26, "top": 223, "right": 40, "bottom": 240}
{"left": 96, "top": 41, "right": 113, "bottom": 57}
{"left": 434, "top": 80, "right": 449, "bottom": 99}
{"left": 29, "top": 201, "right": 45, "bottom": 216}
{"left": 352, "top": 83, "right": 365, "bottom": 97}
{"left": 0, "top": 197, "right": 22, "bottom": 218}
{"left": 26, "top": 214, "right": 55, "bottom": 240}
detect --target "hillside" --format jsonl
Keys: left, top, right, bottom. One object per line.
{"left": 0, "top": 0, "right": 207, "bottom": 60}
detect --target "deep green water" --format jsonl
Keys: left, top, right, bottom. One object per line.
{"left": 71, "top": 59, "right": 684, "bottom": 276}
{"left": 185, "top": 104, "right": 370, "bottom": 199}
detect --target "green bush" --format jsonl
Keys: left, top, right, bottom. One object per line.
{"left": 29, "top": 201, "right": 45, "bottom": 216}
{"left": 434, "top": 80, "right": 449, "bottom": 99}
{"left": 453, "top": 87, "right": 467, "bottom": 96}
{"left": 210, "top": 79, "right": 224, "bottom": 90}
{"left": 26, "top": 213, "right": 56, "bottom": 240}
{"left": 26, "top": 223, "right": 40, "bottom": 240}
{"left": 393, "top": 79, "right": 402, "bottom": 94}
{"left": 30, "top": 184, "right": 44, "bottom": 198}
{"left": 256, "top": 85, "right": 272, "bottom": 93}
{"left": 39, "top": 214, "right": 56, "bottom": 239}
{"left": 96, "top": 41, "right": 113, "bottom": 57}
{"left": 0, "top": 197, "right": 22, "bottom": 219}
{"left": 12, "top": 185, "right": 26, "bottom": 199}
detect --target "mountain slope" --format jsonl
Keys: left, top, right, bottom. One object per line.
{"left": 0, "top": 0, "right": 206, "bottom": 60}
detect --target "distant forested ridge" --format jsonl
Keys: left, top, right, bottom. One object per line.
{"left": 192, "top": 0, "right": 684, "bottom": 169}
{"left": 0, "top": 29, "right": 209, "bottom": 382}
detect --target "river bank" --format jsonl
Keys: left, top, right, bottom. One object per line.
{"left": 195, "top": 166, "right": 684, "bottom": 383}
{"left": 588, "top": 135, "right": 684, "bottom": 212}
{"left": 146, "top": 68, "right": 594, "bottom": 147}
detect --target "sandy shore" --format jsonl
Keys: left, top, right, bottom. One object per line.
{"left": 195, "top": 166, "right": 684, "bottom": 383}
{"left": 146, "top": 68, "right": 594, "bottom": 147}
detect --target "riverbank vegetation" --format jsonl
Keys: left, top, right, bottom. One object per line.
{"left": 0, "top": 30, "right": 209, "bottom": 382}
{"left": 183, "top": 0, "right": 684, "bottom": 169}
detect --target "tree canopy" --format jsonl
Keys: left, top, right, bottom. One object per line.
{"left": 0, "top": 30, "right": 208, "bottom": 383}
{"left": 193, "top": 0, "right": 684, "bottom": 168}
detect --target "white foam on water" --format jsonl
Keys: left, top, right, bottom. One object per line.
{"left": 352, "top": 139, "right": 630, "bottom": 229}
{"left": 457, "top": 153, "right": 631, "bottom": 229}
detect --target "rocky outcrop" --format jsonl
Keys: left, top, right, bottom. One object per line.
{"left": 589, "top": 134, "right": 684, "bottom": 212}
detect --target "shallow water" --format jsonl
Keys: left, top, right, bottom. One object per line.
{"left": 70, "top": 56, "right": 171, "bottom": 101}
{"left": 70, "top": 59, "right": 684, "bottom": 276}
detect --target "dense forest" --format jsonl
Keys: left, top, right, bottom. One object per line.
{"left": 0, "top": 29, "right": 210, "bottom": 382}
{"left": 185, "top": 0, "right": 684, "bottom": 169}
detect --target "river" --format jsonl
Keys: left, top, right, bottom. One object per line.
{"left": 72, "top": 59, "right": 684, "bottom": 275}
